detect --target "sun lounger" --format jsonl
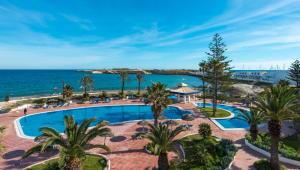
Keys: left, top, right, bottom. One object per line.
{"left": 43, "top": 104, "right": 48, "bottom": 109}
{"left": 104, "top": 97, "right": 111, "bottom": 103}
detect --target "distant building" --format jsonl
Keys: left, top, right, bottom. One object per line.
{"left": 231, "top": 70, "right": 289, "bottom": 84}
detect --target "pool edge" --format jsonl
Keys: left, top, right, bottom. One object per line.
{"left": 192, "top": 102, "right": 249, "bottom": 131}
{"left": 14, "top": 104, "right": 185, "bottom": 139}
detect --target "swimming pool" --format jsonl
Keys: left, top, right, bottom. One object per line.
{"left": 15, "top": 105, "right": 185, "bottom": 138}
{"left": 196, "top": 103, "right": 249, "bottom": 130}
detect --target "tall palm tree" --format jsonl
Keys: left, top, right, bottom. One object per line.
{"left": 23, "top": 116, "right": 112, "bottom": 170}
{"left": 142, "top": 123, "right": 185, "bottom": 170}
{"left": 145, "top": 82, "right": 170, "bottom": 126}
{"left": 199, "top": 60, "right": 208, "bottom": 108}
{"left": 62, "top": 84, "right": 73, "bottom": 100}
{"left": 238, "top": 107, "right": 264, "bottom": 141}
{"left": 253, "top": 85, "right": 299, "bottom": 170}
{"left": 119, "top": 71, "right": 128, "bottom": 98}
{"left": 80, "top": 76, "right": 94, "bottom": 99}
{"left": 136, "top": 71, "right": 144, "bottom": 95}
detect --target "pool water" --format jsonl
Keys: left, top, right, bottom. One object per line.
{"left": 197, "top": 103, "right": 249, "bottom": 129}
{"left": 17, "top": 105, "right": 185, "bottom": 138}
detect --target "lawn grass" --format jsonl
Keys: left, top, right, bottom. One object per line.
{"left": 26, "top": 155, "right": 107, "bottom": 170}
{"left": 199, "top": 107, "right": 231, "bottom": 118}
{"left": 180, "top": 134, "right": 218, "bottom": 144}
{"left": 282, "top": 133, "right": 300, "bottom": 153}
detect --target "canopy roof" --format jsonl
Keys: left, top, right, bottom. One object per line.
{"left": 169, "top": 83, "right": 199, "bottom": 95}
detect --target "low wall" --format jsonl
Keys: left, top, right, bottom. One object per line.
{"left": 245, "top": 139, "right": 300, "bottom": 166}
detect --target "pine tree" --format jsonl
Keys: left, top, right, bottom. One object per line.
{"left": 288, "top": 60, "right": 300, "bottom": 88}
{"left": 205, "top": 34, "right": 232, "bottom": 116}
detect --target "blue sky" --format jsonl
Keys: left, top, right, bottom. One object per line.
{"left": 0, "top": 0, "right": 299, "bottom": 69}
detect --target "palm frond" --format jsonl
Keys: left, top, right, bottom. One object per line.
{"left": 22, "top": 145, "right": 43, "bottom": 158}
{"left": 84, "top": 144, "right": 110, "bottom": 152}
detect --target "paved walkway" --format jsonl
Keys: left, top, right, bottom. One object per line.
{"left": 0, "top": 100, "right": 299, "bottom": 170}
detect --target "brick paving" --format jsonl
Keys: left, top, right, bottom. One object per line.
{"left": 0, "top": 100, "right": 299, "bottom": 170}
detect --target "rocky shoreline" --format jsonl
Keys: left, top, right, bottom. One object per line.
{"left": 79, "top": 69, "right": 199, "bottom": 76}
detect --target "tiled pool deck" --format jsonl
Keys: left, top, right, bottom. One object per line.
{"left": 0, "top": 100, "right": 298, "bottom": 170}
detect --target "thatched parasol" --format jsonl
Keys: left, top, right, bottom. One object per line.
{"left": 181, "top": 114, "right": 195, "bottom": 128}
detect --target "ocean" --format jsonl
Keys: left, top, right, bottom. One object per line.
{"left": 0, "top": 70, "right": 201, "bottom": 101}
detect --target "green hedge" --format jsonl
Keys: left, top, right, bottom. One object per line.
{"left": 254, "top": 159, "right": 287, "bottom": 170}
{"left": 246, "top": 133, "right": 300, "bottom": 161}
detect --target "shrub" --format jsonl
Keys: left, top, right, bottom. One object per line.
{"left": 246, "top": 133, "right": 300, "bottom": 161}
{"left": 4, "top": 95, "right": 9, "bottom": 102}
{"left": 83, "top": 93, "right": 90, "bottom": 101}
{"left": 294, "top": 117, "right": 300, "bottom": 133}
{"left": 253, "top": 159, "right": 287, "bottom": 170}
{"left": 177, "top": 136, "right": 236, "bottom": 169}
{"left": 99, "top": 91, "right": 108, "bottom": 100}
{"left": 0, "top": 126, "right": 5, "bottom": 152}
{"left": 118, "top": 91, "right": 124, "bottom": 98}
{"left": 254, "top": 160, "right": 272, "bottom": 170}
{"left": 32, "top": 98, "right": 47, "bottom": 105}
{"left": 198, "top": 123, "right": 212, "bottom": 138}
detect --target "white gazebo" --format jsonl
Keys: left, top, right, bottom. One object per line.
{"left": 168, "top": 83, "right": 199, "bottom": 103}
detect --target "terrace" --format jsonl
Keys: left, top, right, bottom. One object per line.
{"left": 0, "top": 99, "right": 299, "bottom": 169}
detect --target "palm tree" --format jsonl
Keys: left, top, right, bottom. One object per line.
{"left": 23, "top": 116, "right": 112, "bottom": 170}
{"left": 80, "top": 76, "right": 94, "bottom": 99}
{"left": 119, "top": 71, "right": 128, "bottom": 98}
{"left": 145, "top": 82, "right": 170, "bottom": 126}
{"left": 199, "top": 60, "right": 208, "bottom": 108}
{"left": 142, "top": 123, "right": 185, "bottom": 170}
{"left": 62, "top": 84, "right": 73, "bottom": 100}
{"left": 278, "top": 79, "right": 290, "bottom": 87}
{"left": 238, "top": 107, "right": 264, "bottom": 141}
{"left": 136, "top": 71, "right": 144, "bottom": 95}
{"left": 253, "top": 85, "right": 299, "bottom": 170}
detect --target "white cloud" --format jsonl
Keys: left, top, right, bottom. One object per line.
{"left": 61, "top": 14, "right": 95, "bottom": 31}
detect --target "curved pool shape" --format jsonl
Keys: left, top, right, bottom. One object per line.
{"left": 16, "top": 105, "right": 185, "bottom": 138}
{"left": 196, "top": 103, "right": 249, "bottom": 130}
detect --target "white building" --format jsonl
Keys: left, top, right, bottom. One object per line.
{"left": 168, "top": 83, "right": 199, "bottom": 103}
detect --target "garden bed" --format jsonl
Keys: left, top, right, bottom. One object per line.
{"left": 171, "top": 134, "right": 236, "bottom": 169}
{"left": 245, "top": 133, "right": 300, "bottom": 166}
{"left": 25, "top": 154, "right": 109, "bottom": 170}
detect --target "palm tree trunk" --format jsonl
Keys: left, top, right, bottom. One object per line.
{"left": 121, "top": 79, "right": 125, "bottom": 98}
{"left": 62, "top": 81, "right": 65, "bottom": 99}
{"left": 138, "top": 80, "right": 141, "bottom": 95}
{"left": 158, "top": 152, "right": 169, "bottom": 170}
{"left": 154, "top": 116, "right": 158, "bottom": 126}
{"left": 268, "top": 120, "right": 281, "bottom": 170}
{"left": 212, "top": 74, "right": 217, "bottom": 116}
{"left": 202, "top": 75, "right": 206, "bottom": 108}
{"left": 64, "top": 157, "right": 82, "bottom": 170}
{"left": 250, "top": 124, "right": 258, "bottom": 141}
{"left": 153, "top": 107, "right": 159, "bottom": 126}
{"left": 84, "top": 87, "right": 87, "bottom": 97}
